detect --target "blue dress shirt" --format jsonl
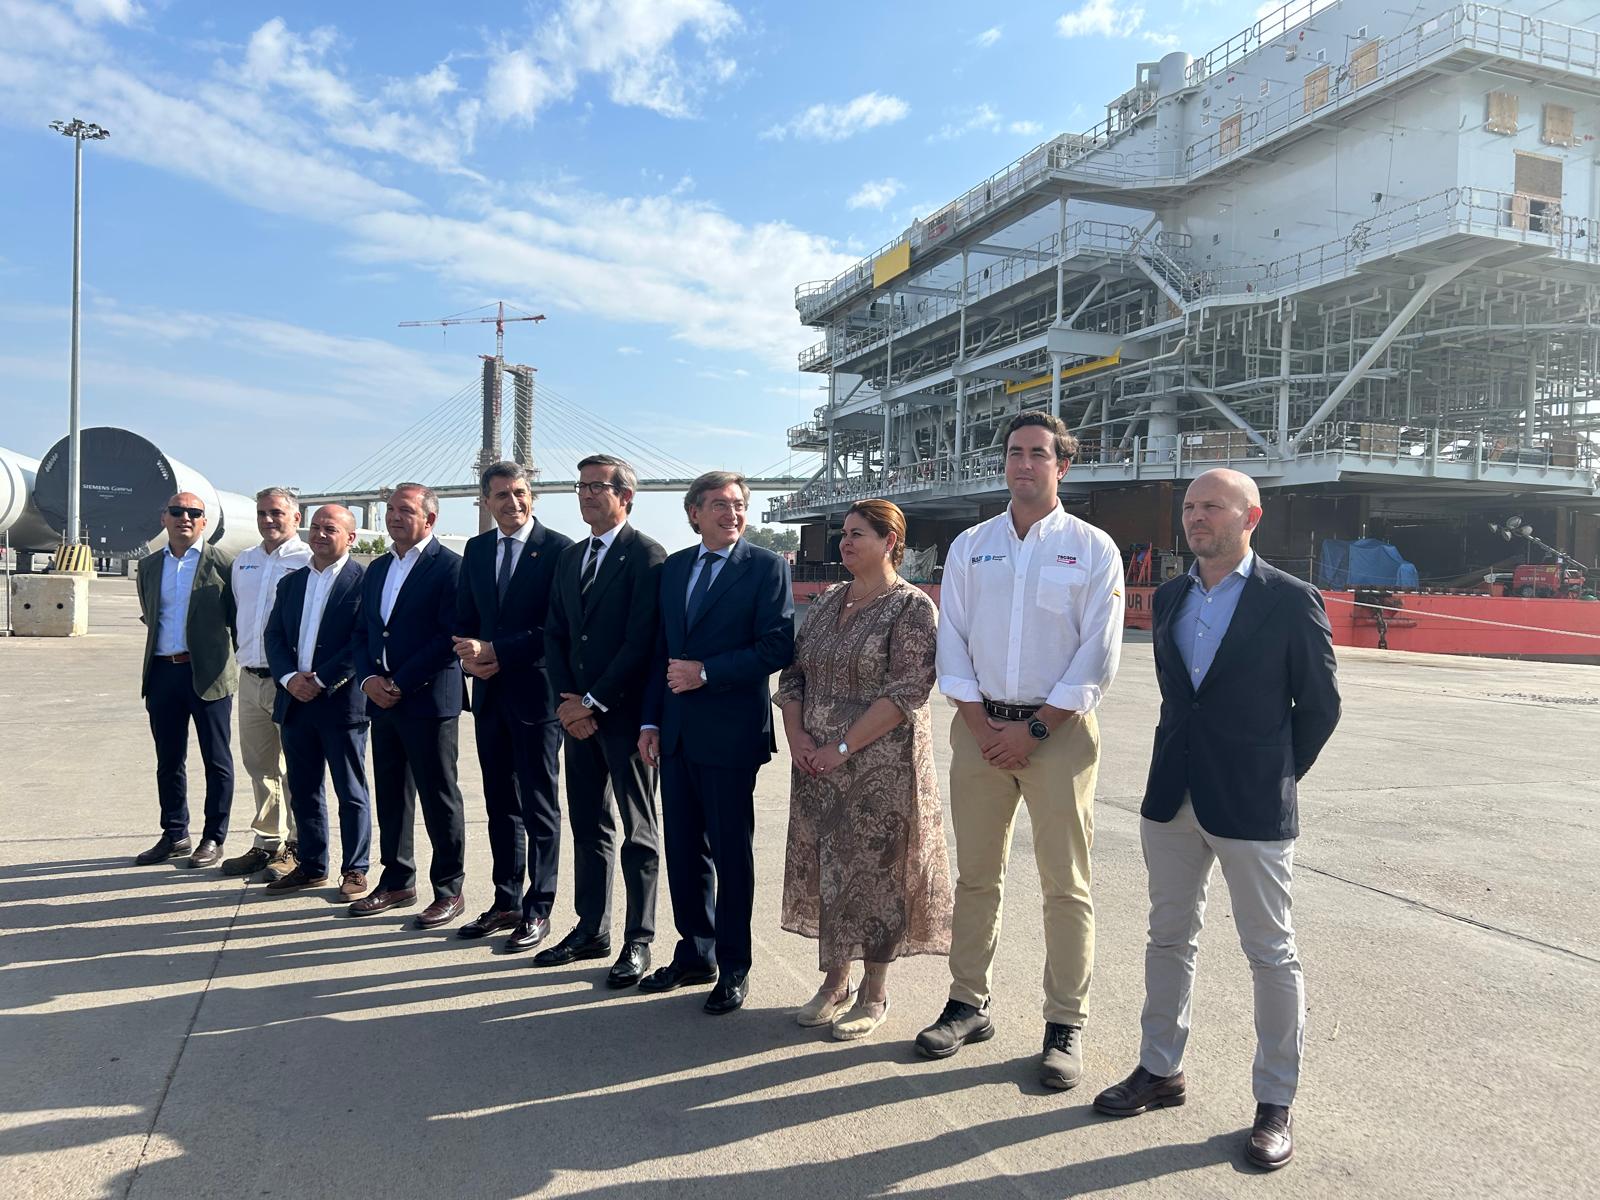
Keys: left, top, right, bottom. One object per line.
{"left": 684, "top": 547, "right": 727, "bottom": 602}
{"left": 1173, "top": 550, "right": 1255, "bottom": 687}
{"left": 155, "top": 545, "right": 201, "bottom": 656}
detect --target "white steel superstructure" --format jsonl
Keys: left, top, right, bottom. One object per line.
{"left": 774, "top": 0, "right": 1600, "bottom": 573}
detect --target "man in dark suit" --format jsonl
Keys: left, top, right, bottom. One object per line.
{"left": 452, "top": 461, "right": 572, "bottom": 952}
{"left": 261, "top": 504, "right": 372, "bottom": 899}
{"left": 349, "top": 483, "right": 468, "bottom": 929}
{"left": 1093, "top": 468, "right": 1341, "bottom": 1173}
{"left": 637, "top": 471, "right": 794, "bottom": 1014}
{"left": 133, "top": 492, "right": 238, "bottom": 869}
{"left": 542, "top": 454, "right": 666, "bottom": 986}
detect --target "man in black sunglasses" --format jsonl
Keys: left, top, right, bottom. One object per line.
{"left": 133, "top": 492, "right": 240, "bottom": 867}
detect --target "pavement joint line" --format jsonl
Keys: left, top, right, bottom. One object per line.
{"left": 1097, "top": 796, "right": 1600, "bottom": 967}
{"left": 121, "top": 880, "right": 249, "bottom": 1200}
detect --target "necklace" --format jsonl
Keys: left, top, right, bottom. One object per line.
{"left": 843, "top": 578, "right": 893, "bottom": 609}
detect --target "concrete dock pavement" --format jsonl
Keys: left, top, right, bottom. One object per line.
{"left": 2, "top": 577, "right": 1597, "bottom": 1198}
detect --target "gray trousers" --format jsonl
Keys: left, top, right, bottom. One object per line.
{"left": 1139, "top": 799, "right": 1304, "bottom": 1106}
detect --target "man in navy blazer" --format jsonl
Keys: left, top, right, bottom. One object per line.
{"left": 452, "top": 461, "right": 572, "bottom": 953}
{"left": 349, "top": 483, "right": 469, "bottom": 929}
{"left": 260, "top": 505, "right": 372, "bottom": 899}
{"left": 637, "top": 471, "right": 794, "bottom": 1014}
{"left": 1094, "top": 469, "right": 1340, "bottom": 1173}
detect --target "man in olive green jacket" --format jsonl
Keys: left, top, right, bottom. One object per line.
{"left": 133, "top": 492, "right": 240, "bottom": 868}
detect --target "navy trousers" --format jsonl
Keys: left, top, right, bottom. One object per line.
{"left": 371, "top": 712, "right": 466, "bottom": 900}
{"left": 659, "top": 754, "right": 759, "bottom": 974}
{"left": 281, "top": 706, "right": 372, "bottom": 877}
{"left": 474, "top": 699, "right": 562, "bottom": 919}
{"left": 145, "top": 658, "right": 234, "bottom": 843}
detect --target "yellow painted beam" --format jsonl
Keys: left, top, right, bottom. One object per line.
{"left": 1003, "top": 349, "right": 1121, "bottom": 395}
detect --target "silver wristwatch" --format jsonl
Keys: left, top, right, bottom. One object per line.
{"left": 699, "top": 666, "right": 708, "bottom": 683}
{"left": 836, "top": 740, "right": 850, "bottom": 758}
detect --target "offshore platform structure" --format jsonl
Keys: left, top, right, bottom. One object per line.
{"left": 775, "top": 0, "right": 1600, "bottom": 581}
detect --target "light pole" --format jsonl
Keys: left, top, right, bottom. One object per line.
{"left": 49, "top": 117, "right": 110, "bottom": 553}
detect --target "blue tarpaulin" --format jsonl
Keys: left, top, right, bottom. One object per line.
{"left": 1317, "top": 538, "right": 1420, "bottom": 589}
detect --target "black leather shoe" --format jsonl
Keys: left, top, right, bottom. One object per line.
{"left": 607, "top": 941, "right": 651, "bottom": 989}
{"left": 186, "top": 838, "right": 223, "bottom": 869}
{"left": 134, "top": 835, "right": 191, "bottom": 866}
{"left": 414, "top": 894, "right": 465, "bottom": 930}
{"left": 703, "top": 969, "right": 749, "bottom": 1015}
{"left": 458, "top": 908, "right": 520, "bottom": 939}
{"left": 638, "top": 961, "right": 717, "bottom": 993}
{"left": 533, "top": 926, "right": 611, "bottom": 967}
{"left": 1246, "top": 1103, "right": 1293, "bottom": 1170}
{"left": 915, "top": 998, "right": 994, "bottom": 1059}
{"left": 1093, "top": 1065, "right": 1188, "bottom": 1117}
{"left": 504, "top": 916, "right": 550, "bottom": 953}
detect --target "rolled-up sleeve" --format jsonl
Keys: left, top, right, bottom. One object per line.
{"left": 1046, "top": 539, "right": 1125, "bottom": 713}
{"left": 935, "top": 533, "right": 982, "bottom": 704}
{"left": 883, "top": 591, "right": 938, "bottom": 719}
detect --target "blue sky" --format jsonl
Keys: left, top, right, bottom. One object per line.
{"left": 0, "top": 0, "right": 1245, "bottom": 545}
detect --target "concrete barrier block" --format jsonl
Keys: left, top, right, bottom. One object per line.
{"left": 11, "top": 574, "right": 90, "bottom": 636}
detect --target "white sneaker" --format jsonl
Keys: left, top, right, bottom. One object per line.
{"left": 796, "top": 979, "right": 857, "bottom": 1027}
{"left": 832, "top": 996, "right": 890, "bottom": 1041}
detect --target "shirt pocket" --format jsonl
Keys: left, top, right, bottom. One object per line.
{"left": 1037, "top": 562, "right": 1086, "bottom": 614}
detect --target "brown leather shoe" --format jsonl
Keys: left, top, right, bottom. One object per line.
{"left": 265, "top": 866, "right": 330, "bottom": 893}
{"left": 265, "top": 842, "right": 298, "bottom": 883}
{"left": 1093, "top": 1065, "right": 1188, "bottom": 1117}
{"left": 415, "top": 894, "right": 465, "bottom": 929}
{"left": 348, "top": 887, "right": 418, "bottom": 916}
{"left": 458, "top": 908, "right": 520, "bottom": 939}
{"left": 339, "top": 871, "right": 369, "bottom": 899}
{"left": 1246, "top": 1103, "right": 1293, "bottom": 1170}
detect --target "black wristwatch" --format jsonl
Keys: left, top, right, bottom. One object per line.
{"left": 1027, "top": 717, "right": 1050, "bottom": 741}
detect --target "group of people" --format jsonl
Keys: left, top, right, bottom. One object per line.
{"left": 131, "top": 411, "right": 1340, "bottom": 1172}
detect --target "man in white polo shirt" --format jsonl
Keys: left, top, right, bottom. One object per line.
{"left": 224, "top": 487, "right": 312, "bottom": 879}
{"left": 917, "top": 411, "right": 1124, "bottom": 1092}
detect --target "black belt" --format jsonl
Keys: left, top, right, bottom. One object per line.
{"left": 153, "top": 653, "right": 191, "bottom": 664}
{"left": 983, "top": 699, "right": 1041, "bottom": 722}
{"left": 242, "top": 666, "right": 273, "bottom": 679}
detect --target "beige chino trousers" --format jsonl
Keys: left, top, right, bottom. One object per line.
{"left": 947, "top": 710, "right": 1099, "bottom": 1026}
{"left": 237, "top": 671, "right": 295, "bottom": 850}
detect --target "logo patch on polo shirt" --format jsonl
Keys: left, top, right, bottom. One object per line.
{"left": 970, "top": 554, "right": 1008, "bottom": 564}
{"left": 1056, "top": 554, "right": 1078, "bottom": 566}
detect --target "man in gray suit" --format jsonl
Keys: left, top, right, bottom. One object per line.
{"left": 133, "top": 492, "right": 239, "bottom": 869}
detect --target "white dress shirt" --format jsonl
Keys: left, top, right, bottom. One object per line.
{"left": 233, "top": 537, "right": 312, "bottom": 668}
{"left": 280, "top": 554, "right": 349, "bottom": 686}
{"left": 155, "top": 545, "right": 201, "bottom": 656}
{"left": 580, "top": 520, "right": 625, "bottom": 579}
{"left": 494, "top": 518, "right": 534, "bottom": 581}
{"left": 936, "top": 503, "right": 1125, "bottom": 713}
{"left": 380, "top": 534, "right": 434, "bottom": 624}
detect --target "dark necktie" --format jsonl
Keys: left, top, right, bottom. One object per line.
{"left": 579, "top": 537, "right": 604, "bottom": 596}
{"left": 685, "top": 550, "right": 719, "bottom": 625}
{"left": 496, "top": 536, "right": 515, "bottom": 603}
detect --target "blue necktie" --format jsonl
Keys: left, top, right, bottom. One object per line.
{"left": 686, "top": 551, "right": 719, "bottom": 625}
{"left": 496, "top": 537, "right": 515, "bottom": 603}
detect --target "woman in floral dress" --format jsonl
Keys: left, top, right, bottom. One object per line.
{"left": 775, "top": 499, "right": 953, "bottom": 1040}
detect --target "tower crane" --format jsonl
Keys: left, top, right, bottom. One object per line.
{"left": 399, "top": 301, "right": 546, "bottom": 360}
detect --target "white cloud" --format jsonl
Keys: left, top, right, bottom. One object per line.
{"left": 383, "top": 63, "right": 459, "bottom": 106}
{"left": 1010, "top": 120, "right": 1044, "bottom": 136}
{"left": 71, "top": 0, "right": 139, "bottom": 24}
{"left": 484, "top": 0, "right": 741, "bottom": 122}
{"left": 763, "top": 92, "right": 909, "bottom": 142}
{"left": 975, "top": 26, "right": 1002, "bottom": 48}
{"left": 931, "top": 103, "right": 1003, "bottom": 142}
{"left": 617, "top": 345, "right": 642, "bottom": 355}
{"left": 847, "top": 178, "right": 903, "bottom": 211}
{"left": 1055, "top": 0, "right": 1180, "bottom": 46}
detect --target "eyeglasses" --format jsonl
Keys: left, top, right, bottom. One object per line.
{"left": 707, "top": 500, "right": 747, "bottom": 515}
{"left": 166, "top": 506, "right": 204, "bottom": 519}
{"left": 573, "top": 482, "right": 622, "bottom": 496}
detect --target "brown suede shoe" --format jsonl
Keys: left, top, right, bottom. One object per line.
{"left": 1246, "top": 1103, "right": 1293, "bottom": 1170}
{"left": 415, "top": 894, "right": 465, "bottom": 930}
{"left": 265, "top": 843, "right": 298, "bottom": 883}
{"left": 339, "top": 871, "right": 369, "bottom": 899}
{"left": 348, "top": 888, "right": 417, "bottom": 916}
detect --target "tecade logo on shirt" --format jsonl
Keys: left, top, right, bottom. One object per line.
{"left": 238, "top": 563, "right": 261, "bottom": 570}
{"left": 1056, "top": 554, "right": 1078, "bottom": 566}
{"left": 970, "top": 553, "right": 1008, "bottom": 564}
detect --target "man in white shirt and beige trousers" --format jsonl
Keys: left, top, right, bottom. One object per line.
{"left": 917, "top": 412, "right": 1124, "bottom": 1090}
{"left": 223, "top": 487, "right": 312, "bottom": 879}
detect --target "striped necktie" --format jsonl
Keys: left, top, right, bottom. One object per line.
{"left": 579, "top": 537, "right": 604, "bottom": 595}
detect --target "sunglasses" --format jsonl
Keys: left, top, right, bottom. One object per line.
{"left": 167, "top": 506, "right": 205, "bottom": 519}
